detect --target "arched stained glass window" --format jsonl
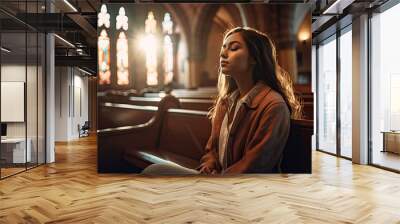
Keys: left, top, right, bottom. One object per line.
{"left": 144, "top": 11, "right": 158, "bottom": 86}
{"left": 116, "top": 7, "right": 129, "bottom": 85}
{"left": 98, "top": 4, "right": 111, "bottom": 85}
{"left": 162, "top": 13, "right": 173, "bottom": 35}
{"left": 98, "top": 4, "right": 110, "bottom": 28}
{"left": 163, "top": 35, "right": 173, "bottom": 84}
{"left": 117, "top": 32, "right": 129, "bottom": 85}
{"left": 145, "top": 12, "right": 157, "bottom": 34}
{"left": 162, "top": 13, "right": 174, "bottom": 84}
{"left": 98, "top": 29, "right": 111, "bottom": 85}
{"left": 116, "top": 7, "right": 128, "bottom": 30}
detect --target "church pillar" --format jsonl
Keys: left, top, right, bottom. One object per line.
{"left": 277, "top": 35, "right": 298, "bottom": 82}
{"left": 187, "top": 53, "right": 203, "bottom": 89}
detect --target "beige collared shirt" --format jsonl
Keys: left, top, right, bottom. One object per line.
{"left": 218, "top": 82, "right": 265, "bottom": 168}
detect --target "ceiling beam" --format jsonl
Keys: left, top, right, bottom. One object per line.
{"left": 67, "top": 13, "right": 97, "bottom": 45}
{"left": 55, "top": 55, "right": 96, "bottom": 71}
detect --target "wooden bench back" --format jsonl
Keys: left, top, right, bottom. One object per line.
{"left": 99, "top": 96, "right": 213, "bottom": 129}
{"left": 98, "top": 103, "right": 156, "bottom": 129}
{"left": 128, "top": 97, "right": 214, "bottom": 111}
{"left": 158, "top": 109, "right": 211, "bottom": 163}
{"left": 281, "top": 119, "right": 313, "bottom": 173}
{"left": 97, "top": 95, "right": 180, "bottom": 173}
{"left": 156, "top": 109, "right": 312, "bottom": 173}
{"left": 98, "top": 93, "right": 313, "bottom": 173}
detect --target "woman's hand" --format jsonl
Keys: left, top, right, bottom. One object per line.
{"left": 198, "top": 161, "right": 216, "bottom": 174}
{"left": 198, "top": 152, "right": 219, "bottom": 174}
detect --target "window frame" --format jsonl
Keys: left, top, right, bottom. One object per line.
{"left": 315, "top": 17, "right": 353, "bottom": 160}
{"left": 367, "top": 0, "right": 400, "bottom": 173}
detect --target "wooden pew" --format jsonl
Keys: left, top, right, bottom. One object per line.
{"left": 98, "top": 97, "right": 213, "bottom": 129}
{"left": 144, "top": 88, "right": 217, "bottom": 99}
{"left": 128, "top": 97, "right": 214, "bottom": 111}
{"left": 98, "top": 103, "right": 157, "bottom": 129}
{"left": 97, "top": 95, "right": 180, "bottom": 172}
{"left": 99, "top": 88, "right": 216, "bottom": 105}
{"left": 99, "top": 88, "right": 312, "bottom": 120}
{"left": 302, "top": 102, "right": 313, "bottom": 120}
{"left": 281, "top": 119, "right": 313, "bottom": 173}
{"left": 123, "top": 115, "right": 313, "bottom": 173}
{"left": 296, "top": 92, "right": 314, "bottom": 120}
{"left": 97, "top": 89, "right": 138, "bottom": 105}
{"left": 98, "top": 95, "right": 313, "bottom": 174}
{"left": 124, "top": 108, "right": 211, "bottom": 170}
{"left": 100, "top": 89, "right": 313, "bottom": 120}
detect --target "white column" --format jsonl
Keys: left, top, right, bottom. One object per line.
{"left": 312, "top": 45, "right": 316, "bottom": 150}
{"left": 352, "top": 14, "right": 369, "bottom": 164}
{"left": 46, "top": 33, "right": 55, "bottom": 163}
{"left": 55, "top": 67, "right": 73, "bottom": 141}
{"left": 46, "top": 0, "right": 55, "bottom": 163}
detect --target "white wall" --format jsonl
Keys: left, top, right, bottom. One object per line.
{"left": 55, "top": 66, "right": 69, "bottom": 141}
{"left": 1, "top": 65, "right": 36, "bottom": 138}
{"left": 55, "top": 67, "right": 89, "bottom": 141}
{"left": 70, "top": 72, "right": 89, "bottom": 139}
{"left": 1, "top": 63, "right": 45, "bottom": 164}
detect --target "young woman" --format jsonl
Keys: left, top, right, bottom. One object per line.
{"left": 198, "top": 27, "right": 301, "bottom": 174}
{"left": 142, "top": 27, "right": 301, "bottom": 175}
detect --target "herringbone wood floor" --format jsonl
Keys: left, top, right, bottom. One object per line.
{"left": 1, "top": 136, "right": 400, "bottom": 223}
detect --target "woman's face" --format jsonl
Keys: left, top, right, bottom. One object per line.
{"left": 220, "top": 32, "right": 254, "bottom": 78}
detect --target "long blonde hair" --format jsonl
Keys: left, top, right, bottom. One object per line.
{"left": 209, "top": 27, "right": 302, "bottom": 120}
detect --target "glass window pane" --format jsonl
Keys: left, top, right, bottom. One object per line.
{"left": 371, "top": 3, "right": 400, "bottom": 171}
{"left": 317, "top": 36, "right": 337, "bottom": 154}
{"left": 1, "top": 31, "right": 27, "bottom": 177}
{"left": 340, "top": 29, "right": 352, "bottom": 158}
{"left": 38, "top": 32, "right": 45, "bottom": 165}
{"left": 1, "top": 1, "right": 46, "bottom": 179}
{"left": 27, "top": 31, "right": 38, "bottom": 169}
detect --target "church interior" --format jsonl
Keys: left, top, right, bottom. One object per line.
{"left": 1, "top": 0, "right": 400, "bottom": 222}
{"left": 96, "top": 3, "right": 313, "bottom": 174}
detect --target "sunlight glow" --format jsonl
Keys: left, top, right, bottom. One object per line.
{"left": 144, "top": 11, "right": 158, "bottom": 86}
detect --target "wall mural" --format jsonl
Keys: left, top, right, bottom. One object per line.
{"left": 97, "top": 3, "right": 313, "bottom": 175}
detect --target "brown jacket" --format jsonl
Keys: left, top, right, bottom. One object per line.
{"left": 201, "top": 83, "right": 290, "bottom": 174}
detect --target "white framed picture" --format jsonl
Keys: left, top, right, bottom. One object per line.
{"left": 1, "top": 81, "right": 25, "bottom": 122}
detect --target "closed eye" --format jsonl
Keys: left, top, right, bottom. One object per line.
{"left": 230, "top": 42, "right": 241, "bottom": 50}
{"left": 222, "top": 41, "right": 241, "bottom": 50}
{"left": 230, "top": 46, "right": 239, "bottom": 51}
